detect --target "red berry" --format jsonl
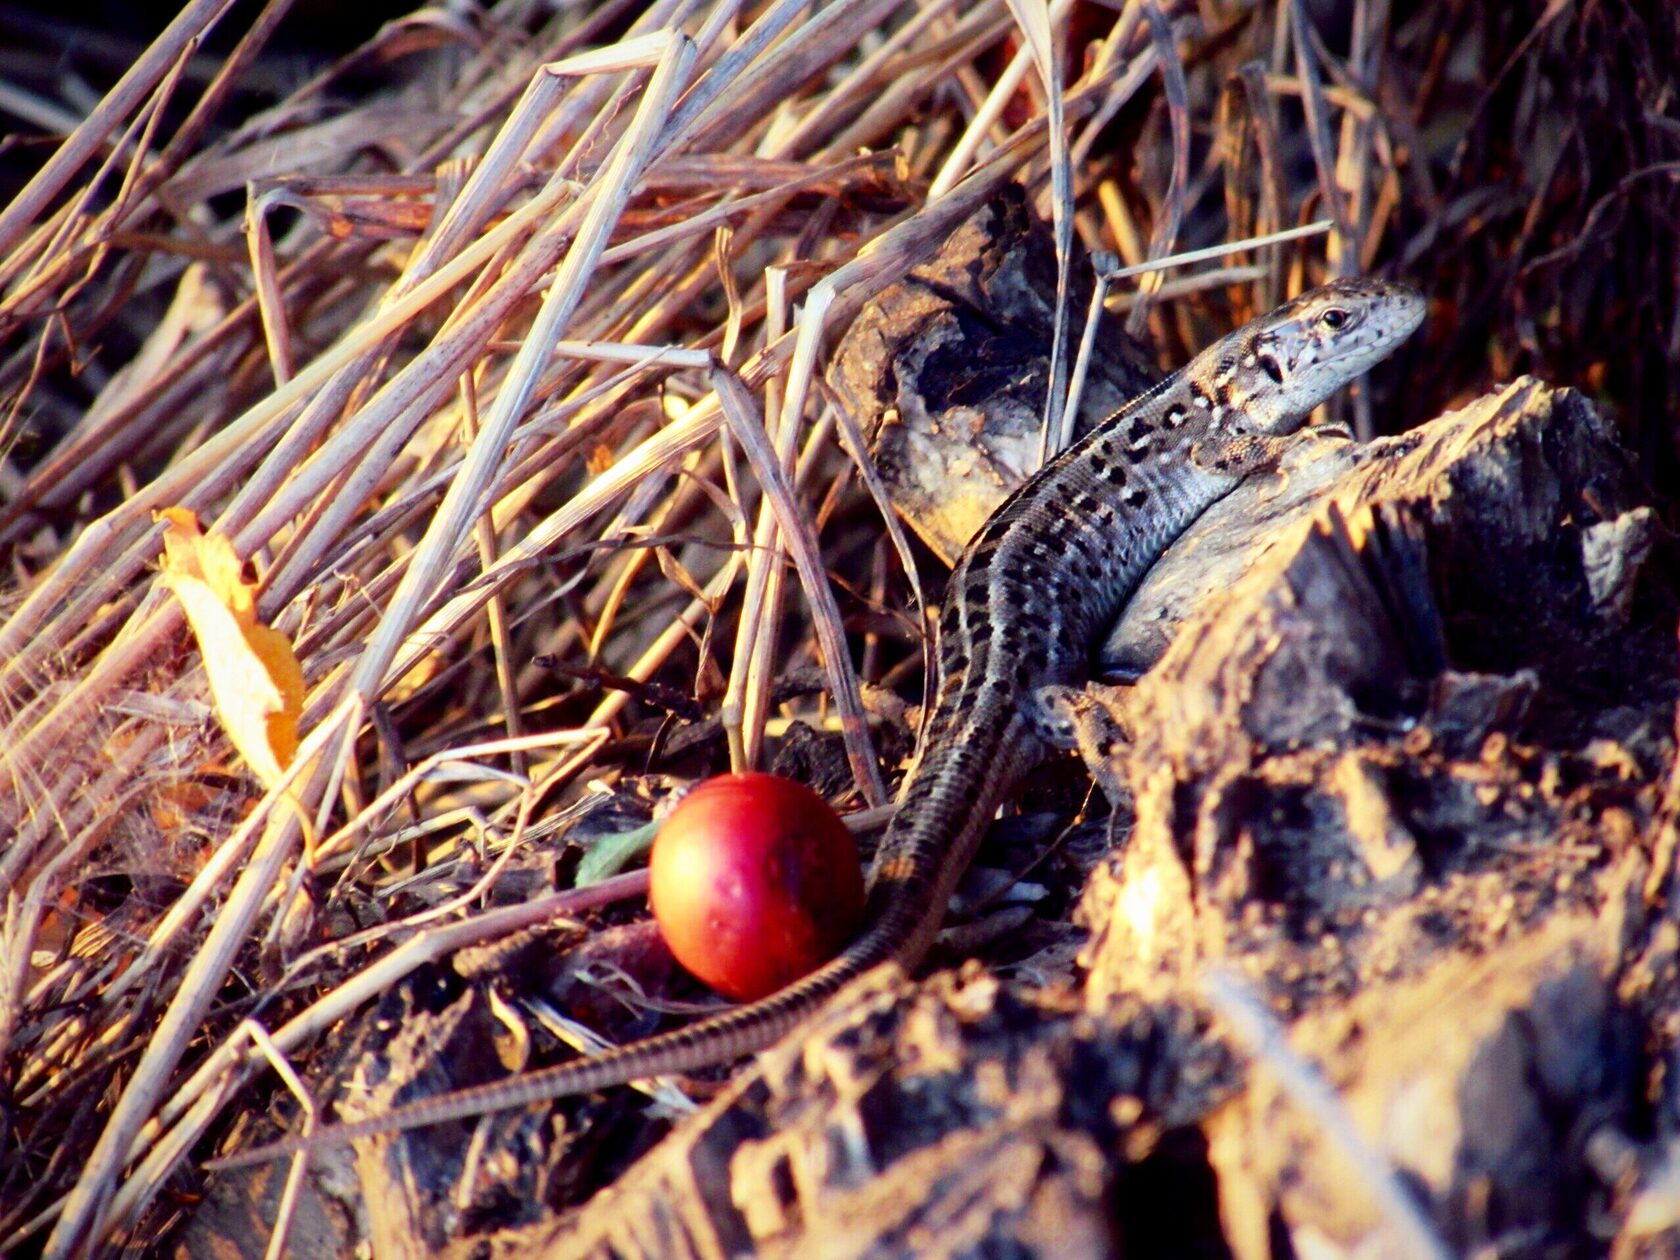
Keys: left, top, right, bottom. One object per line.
{"left": 649, "top": 773, "right": 865, "bottom": 1001}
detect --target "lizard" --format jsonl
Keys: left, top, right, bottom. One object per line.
{"left": 209, "top": 276, "right": 1424, "bottom": 1171}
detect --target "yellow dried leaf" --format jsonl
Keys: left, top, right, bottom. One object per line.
{"left": 158, "top": 508, "right": 304, "bottom": 791}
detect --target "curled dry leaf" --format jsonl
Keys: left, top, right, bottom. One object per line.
{"left": 156, "top": 507, "right": 304, "bottom": 791}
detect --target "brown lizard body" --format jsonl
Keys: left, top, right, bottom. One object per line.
{"left": 209, "top": 277, "right": 1424, "bottom": 1171}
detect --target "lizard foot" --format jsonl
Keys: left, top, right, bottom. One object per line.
{"left": 1029, "top": 683, "right": 1134, "bottom": 810}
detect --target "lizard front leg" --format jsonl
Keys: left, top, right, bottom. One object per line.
{"left": 1188, "top": 431, "right": 1297, "bottom": 480}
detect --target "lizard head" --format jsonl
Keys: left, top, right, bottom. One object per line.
{"left": 1220, "top": 278, "right": 1425, "bottom": 432}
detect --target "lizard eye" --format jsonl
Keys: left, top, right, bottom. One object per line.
{"left": 1319, "top": 307, "right": 1350, "bottom": 330}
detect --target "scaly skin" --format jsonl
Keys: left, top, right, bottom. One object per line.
{"left": 208, "top": 277, "right": 1424, "bottom": 1171}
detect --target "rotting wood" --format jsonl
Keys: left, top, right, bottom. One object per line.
{"left": 829, "top": 183, "right": 1158, "bottom": 566}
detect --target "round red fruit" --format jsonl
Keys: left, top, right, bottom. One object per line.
{"left": 649, "top": 772, "right": 865, "bottom": 1001}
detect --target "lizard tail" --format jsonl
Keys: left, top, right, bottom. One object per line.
{"left": 204, "top": 887, "right": 925, "bottom": 1171}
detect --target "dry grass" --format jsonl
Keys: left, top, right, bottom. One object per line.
{"left": 0, "top": 0, "right": 1675, "bottom": 1252}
